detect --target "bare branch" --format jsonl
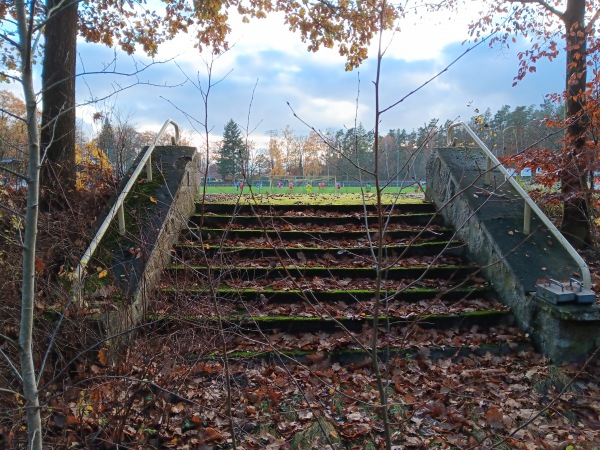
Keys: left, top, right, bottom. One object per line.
{"left": 587, "top": 8, "right": 600, "bottom": 28}
{"left": 381, "top": 37, "right": 487, "bottom": 114}
{"left": 0, "top": 33, "right": 20, "bottom": 48}
{"left": 0, "top": 108, "right": 27, "bottom": 123}
{"left": 36, "top": 297, "right": 74, "bottom": 386}
{"left": 0, "top": 164, "right": 30, "bottom": 182}
{"left": 42, "top": 52, "right": 182, "bottom": 98}
{"left": 0, "top": 387, "right": 21, "bottom": 396}
{"left": 31, "top": 0, "right": 82, "bottom": 33}
{"left": 41, "top": 59, "right": 186, "bottom": 133}
{"left": 0, "top": 347, "right": 23, "bottom": 382}
{"left": 0, "top": 201, "right": 27, "bottom": 220}
{"left": 0, "top": 72, "right": 23, "bottom": 83}
{"left": 286, "top": 101, "right": 376, "bottom": 178}
{"left": 509, "top": 0, "right": 565, "bottom": 20}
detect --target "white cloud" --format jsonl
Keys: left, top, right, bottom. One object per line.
{"left": 294, "top": 97, "right": 369, "bottom": 130}
{"left": 70, "top": 1, "right": 565, "bottom": 151}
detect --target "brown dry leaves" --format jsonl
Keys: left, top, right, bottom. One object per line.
{"left": 39, "top": 342, "right": 600, "bottom": 449}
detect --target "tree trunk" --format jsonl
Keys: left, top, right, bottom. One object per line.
{"left": 559, "top": 0, "right": 592, "bottom": 248}
{"left": 16, "top": 0, "right": 44, "bottom": 447}
{"left": 40, "top": 0, "right": 78, "bottom": 206}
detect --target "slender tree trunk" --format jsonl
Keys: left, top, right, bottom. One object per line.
{"left": 16, "top": 0, "right": 43, "bottom": 447}
{"left": 370, "top": 6, "right": 392, "bottom": 449}
{"left": 40, "top": 0, "right": 78, "bottom": 206}
{"left": 559, "top": 0, "right": 591, "bottom": 248}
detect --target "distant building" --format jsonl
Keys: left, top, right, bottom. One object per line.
{"left": 506, "top": 167, "right": 543, "bottom": 178}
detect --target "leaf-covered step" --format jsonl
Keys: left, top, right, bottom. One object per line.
{"left": 144, "top": 318, "right": 528, "bottom": 358}
{"left": 160, "top": 285, "right": 492, "bottom": 304}
{"left": 159, "top": 273, "right": 488, "bottom": 296}
{"left": 196, "top": 202, "right": 437, "bottom": 215}
{"left": 182, "top": 226, "right": 454, "bottom": 243}
{"left": 165, "top": 264, "right": 480, "bottom": 280}
{"left": 149, "top": 309, "right": 515, "bottom": 335}
{"left": 156, "top": 291, "right": 504, "bottom": 323}
{"left": 174, "top": 241, "right": 466, "bottom": 261}
{"left": 191, "top": 341, "right": 534, "bottom": 365}
{"left": 189, "top": 212, "right": 443, "bottom": 228}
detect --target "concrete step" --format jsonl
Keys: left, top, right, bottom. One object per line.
{"left": 189, "top": 212, "right": 443, "bottom": 228}
{"left": 196, "top": 202, "right": 437, "bottom": 215}
{"left": 159, "top": 285, "right": 492, "bottom": 304}
{"left": 150, "top": 309, "right": 514, "bottom": 333}
{"left": 165, "top": 264, "right": 480, "bottom": 281}
{"left": 173, "top": 240, "right": 466, "bottom": 261}
{"left": 182, "top": 226, "right": 453, "bottom": 242}
{"left": 151, "top": 198, "right": 531, "bottom": 371}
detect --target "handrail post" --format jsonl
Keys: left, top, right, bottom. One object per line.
{"left": 173, "top": 123, "right": 180, "bottom": 145}
{"left": 523, "top": 203, "right": 531, "bottom": 235}
{"left": 117, "top": 204, "right": 126, "bottom": 235}
{"left": 146, "top": 156, "right": 153, "bottom": 182}
{"left": 485, "top": 156, "right": 492, "bottom": 186}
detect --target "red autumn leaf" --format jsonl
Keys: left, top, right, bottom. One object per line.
{"left": 35, "top": 256, "right": 45, "bottom": 274}
{"left": 485, "top": 406, "right": 504, "bottom": 429}
{"left": 201, "top": 427, "right": 224, "bottom": 444}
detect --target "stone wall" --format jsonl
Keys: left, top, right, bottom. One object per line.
{"left": 426, "top": 147, "right": 600, "bottom": 362}
{"left": 101, "top": 146, "right": 201, "bottom": 354}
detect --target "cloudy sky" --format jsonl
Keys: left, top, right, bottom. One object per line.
{"left": 74, "top": 6, "right": 565, "bottom": 148}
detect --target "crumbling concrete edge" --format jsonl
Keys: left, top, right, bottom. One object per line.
{"left": 426, "top": 149, "right": 600, "bottom": 363}
{"left": 104, "top": 147, "right": 201, "bottom": 355}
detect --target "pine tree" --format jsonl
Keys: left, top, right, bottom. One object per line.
{"left": 96, "top": 118, "right": 117, "bottom": 167}
{"left": 218, "top": 119, "right": 246, "bottom": 181}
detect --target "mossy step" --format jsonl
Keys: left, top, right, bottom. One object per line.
{"left": 196, "top": 202, "right": 436, "bottom": 215}
{"left": 174, "top": 240, "right": 466, "bottom": 260}
{"left": 160, "top": 286, "right": 491, "bottom": 304}
{"left": 149, "top": 309, "right": 514, "bottom": 333}
{"left": 166, "top": 265, "right": 479, "bottom": 280}
{"left": 182, "top": 227, "right": 454, "bottom": 242}
{"left": 188, "top": 341, "right": 533, "bottom": 365}
{"left": 189, "top": 212, "right": 443, "bottom": 228}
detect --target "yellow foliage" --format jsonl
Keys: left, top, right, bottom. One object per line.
{"left": 268, "top": 135, "right": 285, "bottom": 176}
{"left": 76, "top": 142, "right": 113, "bottom": 191}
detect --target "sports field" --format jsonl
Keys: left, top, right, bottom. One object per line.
{"left": 200, "top": 183, "right": 425, "bottom": 195}
{"left": 198, "top": 184, "right": 426, "bottom": 205}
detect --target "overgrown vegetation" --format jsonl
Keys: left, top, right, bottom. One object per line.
{"left": 2, "top": 0, "right": 600, "bottom": 448}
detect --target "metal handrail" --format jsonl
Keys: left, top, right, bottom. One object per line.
{"left": 73, "top": 119, "right": 180, "bottom": 302}
{"left": 447, "top": 121, "right": 591, "bottom": 289}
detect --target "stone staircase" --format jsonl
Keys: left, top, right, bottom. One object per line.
{"left": 154, "top": 199, "right": 532, "bottom": 361}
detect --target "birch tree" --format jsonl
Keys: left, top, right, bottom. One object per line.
{"left": 14, "top": 0, "right": 43, "bottom": 447}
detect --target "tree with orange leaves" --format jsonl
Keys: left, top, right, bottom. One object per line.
{"left": 467, "top": 0, "right": 600, "bottom": 247}
{"left": 2, "top": 0, "right": 399, "bottom": 206}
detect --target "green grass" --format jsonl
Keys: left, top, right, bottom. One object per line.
{"left": 197, "top": 191, "right": 426, "bottom": 205}
{"left": 200, "top": 184, "right": 425, "bottom": 195}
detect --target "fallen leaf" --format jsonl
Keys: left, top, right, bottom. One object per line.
{"left": 485, "top": 406, "right": 504, "bottom": 429}
{"left": 347, "top": 412, "right": 362, "bottom": 422}
{"left": 35, "top": 257, "right": 45, "bottom": 274}
{"left": 98, "top": 349, "right": 107, "bottom": 366}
